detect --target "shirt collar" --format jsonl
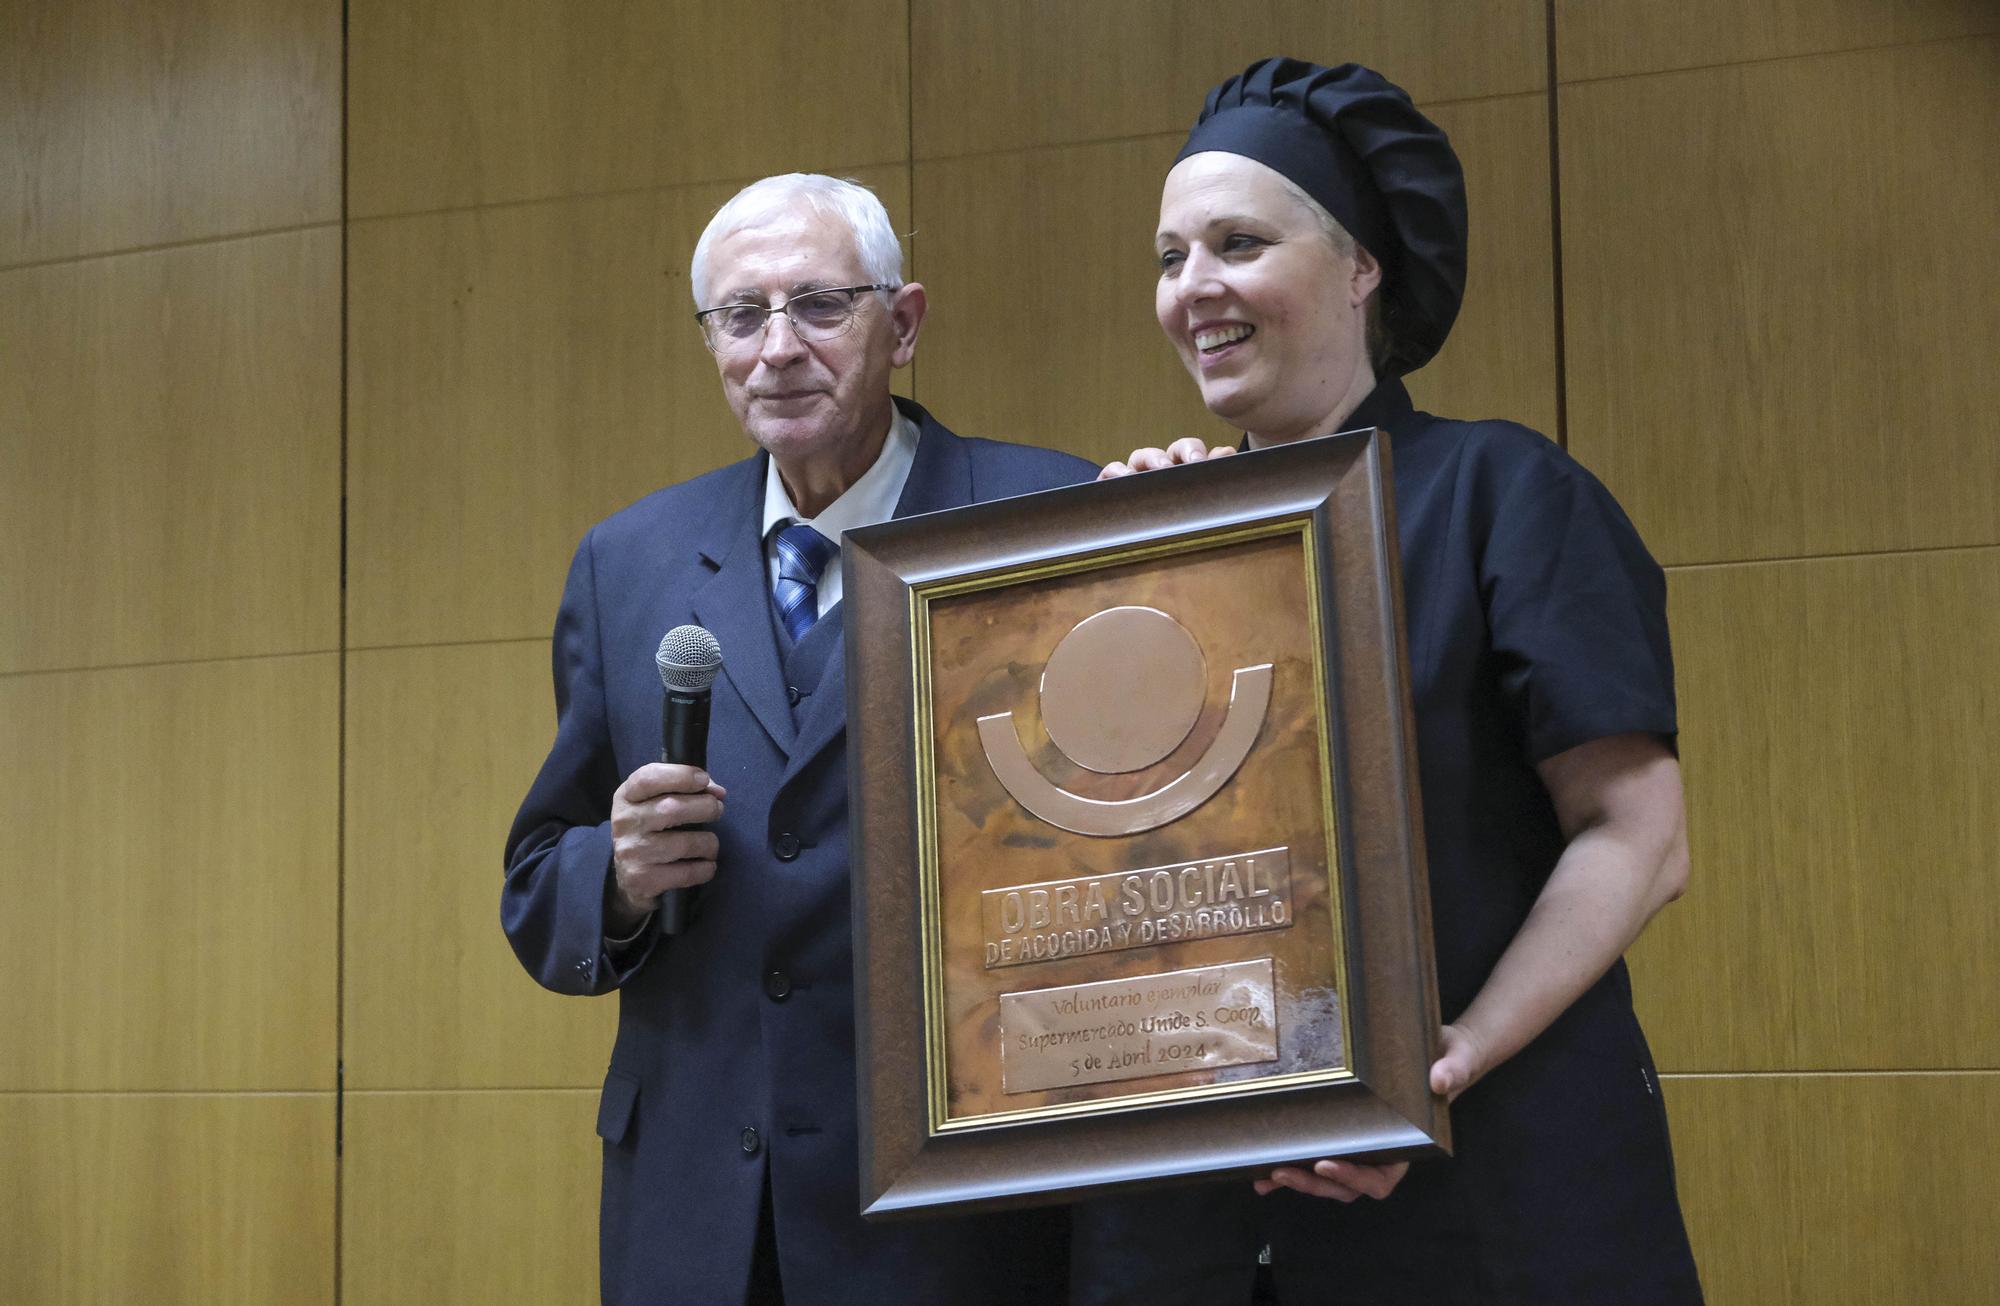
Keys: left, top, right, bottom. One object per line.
{"left": 760, "top": 406, "right": 920, "bottom": 544}
{"left": 1243, "top": 376, "right": 1416, "bottom": 450}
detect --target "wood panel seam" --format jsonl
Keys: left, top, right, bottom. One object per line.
{"left": 1554, "top": 29, "right": 1996, "bottom": 89}
{"left": 0, "top": 221, "right": 344, "bottom": 277}
{"left": 349, "top": 163, "right": 912, "bottom": 229}
{"left": 904, "top": 0, "right": 918, "bottom": 400}
{"left": 1661, "top": 1070, "right": 2000, "bottom": 1081}
{"left": 909, "top": 89, "right": 1549, "bottom": 169}
{"left": 1664, "top": 541, "right": 2000, "bottom": 574}
{"left": 0, "top": 1089, "right": 340, "bottom": 1099}
{"left": 0, "top": 648, "right": 343, "bottom": 684}
{"left": 337, "top": 2, "right": 353, "bottom": 1302}
{"left": 1544, "top": 0, "right": 1567, "bottom": 450}
{"left": 344, "top": 1087, "right": 599, "bottom": 1097}
{"left": 342, "top": 636, "right": 553, "bottom": 656}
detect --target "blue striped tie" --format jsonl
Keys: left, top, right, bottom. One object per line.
{"left": 772, "top": 522, "right": 837, "bottom": 643}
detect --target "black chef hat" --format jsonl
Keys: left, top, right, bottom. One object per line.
{"left": 1175, "top": 58, "right": 1468, "bottom": 375}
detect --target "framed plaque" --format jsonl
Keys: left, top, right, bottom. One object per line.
{"left": 844, "top": 429, "right": 1447, "bottom": 1218}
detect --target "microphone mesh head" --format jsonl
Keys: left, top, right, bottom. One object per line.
{"left": 656, "top": 625, "right": 723, "bottom": 692}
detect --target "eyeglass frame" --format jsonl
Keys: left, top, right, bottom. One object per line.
{"left": 694, "top": 283, "right": 897, "bottom": 353}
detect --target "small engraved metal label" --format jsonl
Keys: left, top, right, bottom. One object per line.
{"left": 999, "top": 959, "right": 1279, "bottom": 1093}
{"left": 980, "top": 846, "right": 1293, "bottom": 969}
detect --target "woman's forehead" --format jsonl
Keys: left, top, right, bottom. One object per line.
{"left": 1158, "top": 153, "right": 1316, "bottom": 235}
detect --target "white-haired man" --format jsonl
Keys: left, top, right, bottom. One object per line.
{"left": 504, "top": 174, "right": 1092, "bottom": 1304}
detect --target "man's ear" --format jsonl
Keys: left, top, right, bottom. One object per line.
{"left": 888, "top": 282, "right": 927, "bottom": 368}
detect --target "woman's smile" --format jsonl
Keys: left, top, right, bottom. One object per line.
{"left": 1193, "top": 322, "right": 1256, "bottom": 362}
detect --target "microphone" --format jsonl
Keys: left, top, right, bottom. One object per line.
{"left": 654, "top": 624, "right": 724, "bottom": 935}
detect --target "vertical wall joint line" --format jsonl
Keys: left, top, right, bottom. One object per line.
{"left": 905, "top": 0, "right": 918, "bottom": 401}
{"left": 335, "top": 1, "right": 352, "bottom": 1301}
{"left": 1545, "top": 0, "right": 1570, "bottom": 451}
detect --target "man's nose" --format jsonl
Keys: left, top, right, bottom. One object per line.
{"left": 757, "top": 310, "right": 809, "bottom": 365}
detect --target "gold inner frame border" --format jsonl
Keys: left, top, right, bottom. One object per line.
{"left": 908, "top": 515, "right": 1356, "bottom": 1135}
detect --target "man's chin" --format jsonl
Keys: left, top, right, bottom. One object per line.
{"left": 746, "top": 416, "right": 835, "bottom": 458}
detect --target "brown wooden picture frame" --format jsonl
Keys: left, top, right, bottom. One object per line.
{"left": 843, "top": 430, "right": 1447, "bottom": 1219}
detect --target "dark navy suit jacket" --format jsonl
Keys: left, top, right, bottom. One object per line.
{"left": 504, "top": 399, "right": 1094, "bottom": 1305}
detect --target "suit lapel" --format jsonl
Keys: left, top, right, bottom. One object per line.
{"left": 690, "top": 455, "right": 796, "bottom": 757}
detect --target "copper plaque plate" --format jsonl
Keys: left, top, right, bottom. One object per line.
{"left": 923, "top": 525, "right": 1345, "bottom": 1130}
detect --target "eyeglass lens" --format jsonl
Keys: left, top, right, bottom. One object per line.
{"left": 706, "top": 289, "right": 865, "bottom": 345}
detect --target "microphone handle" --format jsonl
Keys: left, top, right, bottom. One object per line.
{"left": 658, "top": 688, "right": 711, "bottom": 935}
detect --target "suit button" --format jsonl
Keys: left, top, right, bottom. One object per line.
{"left": 773, "top": 833, "right": 801, "bottom": 861}
{"left": 764, "top": 971, "right": 792, "bottom": 1001}
{"left": 740, "top": 1126, "right": 762, "bottom": 1156}
{"left": 786, "top": 684, "right": 803, "bottom": 705}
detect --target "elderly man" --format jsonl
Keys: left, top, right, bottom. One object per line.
{"left": 502, "top": 174, "right": 1091, "bottom": 1305}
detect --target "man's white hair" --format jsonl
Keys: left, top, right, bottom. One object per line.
{"left": 690, "top": 173, "right": 906, "bottom": 306}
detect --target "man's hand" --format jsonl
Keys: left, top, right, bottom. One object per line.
{"left": 607, "top": 764, "right": 726, "bottom": 931}
{"left": 1098, "top": 437, "right": 1237, "bottom": 479}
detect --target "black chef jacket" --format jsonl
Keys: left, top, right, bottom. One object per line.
{"left": 1074, "top": 377, "right": 1703, "bottom": 1306}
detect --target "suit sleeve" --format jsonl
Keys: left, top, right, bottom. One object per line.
{"left": 502, "top": 527, "right": 659, "bottom": 995}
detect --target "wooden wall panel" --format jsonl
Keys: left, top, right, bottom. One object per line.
{"left": 1400, "top": 94, "right": 1556, "bottom": 437}
{"left": 344, "top": 167, "right": 911, "bottom": 650}
{"left": 0, "top": 657, "right": 340, "bottom": 1091}
{"left": 911, "top": 0, "right": 1543, "bottom": 159}
{"left": 1664, "top": 1073, "right": 2000, "bottom": 1303}
{"left": 345, "top": 641, "right": 616, "bottom": 1089}
{"left": 1558, "top": 0, "right": 1996, "bottom": 82}
{"left": 1561, "top": 40, "right": 2000, "bottom": 566}
{"left": 0, "top": 0, "right": 339, "bottom": 267}
{"left": 0, "top": 230, "right": 342, "bottom": 674}
{"left": 1629, "top": 549, "right": 1999, "bottom": 1072}
{"left": 912, "top": 95, "right": 1551, "bottom": 466}
{"left": 342, "top": 1091, "right": 599, "bottom": 1305}
{"left": 347, "top": 0, "right": 909, "bottom": 218}
{"left": 911, "top": 136, "right": 1221, "bottom": 465}
{"left": 0, "top": 1093, "right": 335, "bottom": 1305}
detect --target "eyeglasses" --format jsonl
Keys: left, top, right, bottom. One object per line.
{"left": 694, "top": 284, "right": 893, "bottom": 352}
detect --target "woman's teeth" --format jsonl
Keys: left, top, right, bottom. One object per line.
{"left": 1196, "top": 324, "right": 1254, "bottom": 352}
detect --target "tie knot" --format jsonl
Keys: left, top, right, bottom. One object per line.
{"left": 773, "top": 522, "right": 836, "bottom": 586}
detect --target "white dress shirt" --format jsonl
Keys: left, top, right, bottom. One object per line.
{"left": 759, "top": 406, "right": 920, "bottom": 618}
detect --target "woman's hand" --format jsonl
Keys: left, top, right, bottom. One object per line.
{"left": 1428, "top": 1020, "right": 1495, "bottom": 1103}
{"left": 1249, "top": 1022, "right": 1492, "bottom": 1203}
{"left": 1253, "top": 1157, "right": 1409, "bottom": 1202}
{"left": 1098, "top": 437, "right": 1236, "bottom": 479}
